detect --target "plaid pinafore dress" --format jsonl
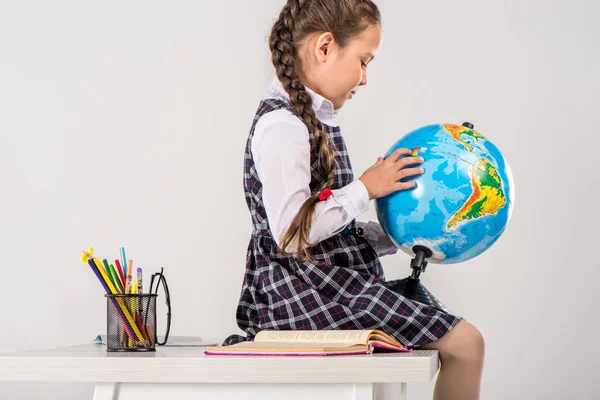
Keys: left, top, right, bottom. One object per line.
{"left": 224, "top": 98, "right": 462, "bottom": 349}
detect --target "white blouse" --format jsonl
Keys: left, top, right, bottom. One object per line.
{"left": 251, "top": 76, "right": 399, "bottom": 257}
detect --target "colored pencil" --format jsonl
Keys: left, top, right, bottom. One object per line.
{"left": 120, "top": 247, "right": 128, "bottom": 278}
{"left": 109, "top": 264, "right": 124, "bottom": 293}
{"left": 86, "top": 259, "right": 137, "bottom": 343}
{"left": 102, "top": 259, "right": 117, "bottom": 290}
{"left": 114, "top": 259, "right": 126, "bottom": 288}
{"left": 91, "top": 257, "right": 146, "bottom": 343}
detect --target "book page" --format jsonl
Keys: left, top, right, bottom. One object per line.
{"left": 216, "top": 341, "right": 367, "bottom": 350}
{"left": 254, "top": 330, "right": 374, "bottom": 344}
{"left": 367, "top": 331, "right": 403, "bottom": 347}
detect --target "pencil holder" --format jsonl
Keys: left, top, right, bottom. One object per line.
{"left": 105, "top": 294, "right": 158, "bottom": 352}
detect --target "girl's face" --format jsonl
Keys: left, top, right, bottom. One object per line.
{"left": 302, "top": 24, "right": 382, "bottom": 111}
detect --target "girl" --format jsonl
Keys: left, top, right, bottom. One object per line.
{"left": 225, "top": 1, "right": 485, "bottom": 399}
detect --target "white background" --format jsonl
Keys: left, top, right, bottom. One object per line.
{"left": 1, "top": 1, "right": 598, "bottom": 399}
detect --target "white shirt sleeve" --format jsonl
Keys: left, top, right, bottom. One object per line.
{"left": 355, "top": 221, "right": 400, "bottom": 257}
{"left": 251, "top": 109, "right": 370, "bottom": 252}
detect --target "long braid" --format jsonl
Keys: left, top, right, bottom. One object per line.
{"left": 267, "top": 0, "right": 381, "bottom": 263}
{"left": 269, "top": 0, "right": 337, "bottom": 262}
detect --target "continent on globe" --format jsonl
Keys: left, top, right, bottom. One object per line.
{"left": 443, "top": 124, "right": 487, "bottom": 153}
{"left": 446, "top": 157, "right": 506, "bottom": 231}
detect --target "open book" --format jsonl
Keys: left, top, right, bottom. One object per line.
{"left": 204, "top": 330, "right": 411, "bottom": 356}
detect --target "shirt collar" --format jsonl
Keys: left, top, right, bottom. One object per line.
{"left": 266, "top": 76, "right": 339, "bottom": 127}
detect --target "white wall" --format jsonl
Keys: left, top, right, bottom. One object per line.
{"left": 1, "top": 1, "right": 598, "bottom": 399}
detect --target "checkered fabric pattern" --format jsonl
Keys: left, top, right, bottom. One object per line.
{"left": 223, "top": 98, "right": 462, "bottom": 349}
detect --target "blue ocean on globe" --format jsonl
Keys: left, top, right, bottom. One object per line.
{"left": 375, "top": 123, "right": 515, "bottom": 264}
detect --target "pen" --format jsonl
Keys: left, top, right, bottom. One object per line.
{"left": 127, "top": 260, "right": 133, "bottom": 294}
{"left": 136, "top": 267, "right": 145, "bottom": 316}
{"left": 129, "top": 269, "right": 137, "bottom": 348}
{"left": 125, "top": 274, "right": 132, "bottom": 295}
{"left": 137, "top": 268, "right": 143, "bottom": 293}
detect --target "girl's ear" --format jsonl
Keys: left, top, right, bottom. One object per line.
{"left": 314, "top": 32, "right": 336, "bottom": 63}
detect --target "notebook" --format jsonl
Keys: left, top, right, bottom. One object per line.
{"left": 204, "top": 329, "right": 412, "bottom": 356}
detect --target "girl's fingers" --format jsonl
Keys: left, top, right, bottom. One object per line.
{"left": 397, "top": 156, "right": 424, "bottom": 169}
{"left": 395, "top": 181, "right": 416, "bottom": 191}
{"left": 398, "top": 167, "right": 425, "bottom": 179}
{"left": 385, "top": 148, "right": 412, "bottom": 163}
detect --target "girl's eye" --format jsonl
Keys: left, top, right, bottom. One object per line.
{"left": 361, "top": 61, "right": 367, "bottom": 67}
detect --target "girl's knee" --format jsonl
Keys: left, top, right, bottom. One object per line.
{"left": 462, "top": 322, "right": 485, "bottom": 362}
{"left": 434, "top": 320, "right": 485, "bottom": 363}
{"left": 450, "top": 321, "right": 485, "bottom": 362}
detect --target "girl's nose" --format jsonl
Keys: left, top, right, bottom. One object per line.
{"left": 360, "top": 71, "right": 368, "bottom": 86}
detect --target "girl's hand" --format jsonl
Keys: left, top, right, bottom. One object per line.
{"left": 358, "top": 148, "right": 425, "bottom": 200}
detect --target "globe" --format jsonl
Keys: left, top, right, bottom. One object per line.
{"left": 375, "top": 123, "right": 515, "bottom": 264}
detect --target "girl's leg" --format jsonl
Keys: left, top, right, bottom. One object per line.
{"left": 415, "top": 320, "right": 485, "bottom": 400}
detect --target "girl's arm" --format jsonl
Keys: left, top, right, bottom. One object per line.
{"left": 252, "top": 109, "right": 370, "bottom": 252}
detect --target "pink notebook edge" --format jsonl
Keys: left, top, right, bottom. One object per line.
{"left": 204, "top": 342, "right": 412, "bottom": 356}
{"left": 371, "top": 342, "right": 412, "bottom": 352}
{"left": 204, "top": 350, "right": 368, "bottom": 356}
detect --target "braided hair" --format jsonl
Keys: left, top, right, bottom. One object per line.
{"left": 268, "top": 0, "right": 381, "bottom": 262}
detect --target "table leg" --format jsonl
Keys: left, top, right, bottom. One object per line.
{"left": 374, "top": 383, "right": 408, "bottom": 400}
{"left": 93, "top": 382, "right": 117, "bottom": 400}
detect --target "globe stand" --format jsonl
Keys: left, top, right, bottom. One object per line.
{"left": 382, "top": 245, "right": 450, "bottom": 314}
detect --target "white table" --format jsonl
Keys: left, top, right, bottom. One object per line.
{"left": 0, "top": 343, "right": 439, "bottom": 400}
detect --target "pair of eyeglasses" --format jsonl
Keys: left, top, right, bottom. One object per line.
{"left": 146, "top": 267, "right": 171, "bottom": 346}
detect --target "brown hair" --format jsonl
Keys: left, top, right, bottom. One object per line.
{"left": 268, "top": 0, "right": 381, "bottom": 262}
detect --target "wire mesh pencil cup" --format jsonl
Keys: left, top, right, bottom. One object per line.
{"left": 105, "top": 294, "right": 158, "bottom": 352}
{"left": 104, "top": 268, "right": 171, "bottom": 352}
